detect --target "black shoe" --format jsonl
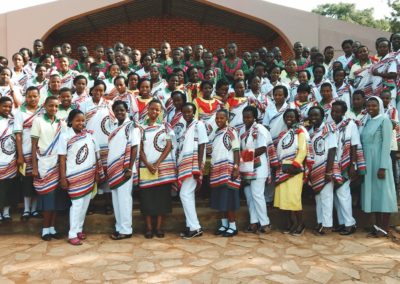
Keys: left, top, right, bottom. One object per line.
{"left": 155, "top": 230, "right": 165, "bottom": 238}
{"left": 222, "top": 228, "right": 238, "bottom": 237}
{"left": 244, "top": 223, "right": 259, "bottom": 234}
{"left": 340, "top": 225, "right": 357, "bottom": 236}
{"left": 182, "top": 228, "right": 203, "bottom": 239}
{"left": 314, "top": 223, "right": 322, "bottom": 232}
{"left": 51, "top": 232, "right": 62, "bottom": 239}
{"left": 314, "top": 226, "right": 329, "bottom": 236}
{"left": 259, "top": 224, "right": 272, "bottom": 234}
{"left": 30, "top": 211, "right": 42, "bottom": 218}
{"left": 144, "top": 230, "right": 153, "bottom": 239}
{"left": 214, "top": 226, "right": 227, "bottom": 236}
{"left": 332, "top": 224, "right": 345, "bottom": 233}
{"left": 2, "top": 214, "right": 12, "bottom": 222}
{"left": 41, "top": 234, "right": 52, "bottom": 241}
{"left": 179, "top": 227, "right": 190, "bottom": 237}
{"left": 291, "top": 224, "right": 306, "bottom": 237}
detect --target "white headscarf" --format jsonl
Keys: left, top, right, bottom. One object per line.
{"left": 367, "top": 96, "right": 384, "bottom": 119}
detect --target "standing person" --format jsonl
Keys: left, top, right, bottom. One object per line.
{"left": 136, "top": 54, "right": 152, "bottom": 80}
{"left": 27, "top": 64, "right": 48, "bottom": 93}
{"left": 0, "top": 97, "right": 17, "bottom": 222}
{"left": 371, "top": 38, "right": 397, "bottom": 106}
{"left": 227, "top": 79, "right": 252, "bottom": 133}
{"left": 332, "top": 68, "right": 353, "bottom": 111}
{"left": 72, "top": 75, "right": 89, "bottom": 106}
{"left": 113, "top": 76, "right": 139, "bottom": 121}
{"left": 361, "top": 97, "right": 398, "bottom": 238}
{"left": 274, "top": 109, "right": 313, "bottom": 236}
{"left": 186, "top": 44, "right": 205, "bottom": 70}
{"left": 308, "top": 106, "right": 340, "bottom": 236}
{"left": 323, "top": 46, "right": 335, "bottom": 80}
{"left": 130, "top": 49, "right": 142, "bottom": 71}
{"left": 240, "top": 106, "right": 278, "bottom": 233}
{"left": 346, "top": 90, "right": 368, "bottom": 131}
{"left": 154, "top": 73, "right": 180, "bottom": 115}
{"left": 0, "top": 67, "right": 23, "bottom": 110}
{"left": 349, "top": 46, "right": 374, "bottom": 98}
{"left": 158, "top": 41, "right": 172, "bottom": 66}
{"left": 210, "top": 109, "right": 241, "bottom": 237}
{"left": 11, "top": 52, "right": 29, "bottom": 93}
{"left": 31, "top": 96, "right": 69, "bottom": 241}
{"left": 14, "top": 87, "right": 44, "bottom": 221}
{"left": 57, "top": 88, "right": 75, "bottom": 122}
{"left": 293, "top": 42, "right": 310, "bottom": 71}
{"left": 177, "top": 103, "right": 208, "bottom": 239}
{"left": 331, "top": 101, "right": 365, "bottom": 235}
{"left": 137, "top": 78, "right": 155, "bottom": 123}
{"left": 139, "top": 100, "right": 176, "bottom": 239}
{"left": 32, "top": 39, "right": 45, "bottom": 64}
{"left": 184, "top": 67, "right": 201, "bottom": 102}
{"left": 57, "top": 55, "right": 79, "bottom": 89}
{"left": 94, "top": 45, "right": 111, "bottom": 74}
{"left": 127, "top": 72, "right": 140, "bottom": 96}
{"left": 78, "top": 80, "right": 114, "bottom": 215}
{"left": 217, "top": 42, "right": 249, "bottom": 83}
{"left": 167, "top": 91, "right": 187, "bottom": 152}
{"left": 337, "top": 39, "right": 354, "bottom": 73}
{"left": 108, "top": 100, "right": 140, "bottom": 240}
{"left": 263, "top": 85, "right": 289, "bottom": 146}
{"left": 150, "top": 65, "right": 167, "bottom": 95}
{"left": 319, "top": 83, "right": 335, "bottom": 122}
{"left": 58, "top": 110, "right": 103, "bottom": 245}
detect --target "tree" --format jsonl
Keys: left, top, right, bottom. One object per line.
{"left": 388, "top": 0, "right": 400, "bottom": 33}
{"left": 312, "top": 3, "right": 390, "bottom": 31}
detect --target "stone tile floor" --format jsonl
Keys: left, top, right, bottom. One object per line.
{"left": 0, "top": 231, "right": 399, "bottom": 283}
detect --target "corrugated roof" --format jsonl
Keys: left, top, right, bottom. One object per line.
{"left": 50, "top": 0, "right": 277, "bottom": 40}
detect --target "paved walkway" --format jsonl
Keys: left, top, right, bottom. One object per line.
{"left": 0, "top": 231, "right": 399, "bottom": 283}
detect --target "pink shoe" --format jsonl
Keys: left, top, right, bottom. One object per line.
{"left": 68, "top": 237, "right": 82, "bottom": 246}
{"left": 77, "top": 232, "right": 86, "bottom": 240}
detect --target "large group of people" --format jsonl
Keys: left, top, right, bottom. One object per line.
{"left": 0, "top": 34, "right": 399, "bottom": 245}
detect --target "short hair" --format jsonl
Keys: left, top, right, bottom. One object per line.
{"left": 113, "top": 75, "right": 127, "bottom": 86}
{"left": 182, "top": 102, "right": 197, "bottom": 115}
{"left": 45, "top": 95, "right": 59, "bottom": 105}
{"left": 90, "top": 80, "right": 107, "bottom": 94}
{"left": 341, "top": 39, "right": 354, "bottom": 48}
{"left": 324, "top": 46, "right": 334, "bottom": 53}
{"left": 320, "top": 82, "right": 332, "bottom": 90}
{"left": 312, "top": 64, "right": 326, "bottom": 75}
{"left": 233, "top": 78, "right": 246, "bottom": 89}
{"left": 0, "top": 96, "right": 12, "bottom": 104}
{"left": 273, "top": 85, "right": 289, "bottom": 98}
{"left": 112, "top": 100, "right": 128, "bottom": 111}
{"left": 332, "top": 100, "right": 348, "bottom": 113}
{"left": 67, "top": 109, "right": 84, "bottom": 127}
{"left": 171, "top": 91, "right": 187, "bottom": 103}
{"left": 216, "top": 78, "right": 229, "bottom": 89}
{"left": 283, "top": 108, "right": 300, "bottom": 122}
{"left": 127, "top": 72, "right": 140, "bottom": 81}
{"left": 59, "top": 87, "right": 72, "bottom": 95}
{"left": 297, "top": 83, "right": 311, "bottom": 93}
{"left": 298, "top": 70, "right": 311, "bottom": 80}
{"left": 25, "top": 86, "right": 40, "bottom": 95}
{"left": 200, "top": 80, "right": 213, "bottom": 90}
{"left": 352, "top": 90, "right": 365, "bottom": 98}
{"left": 73, "top": 74, "right": 88, "bottom": 85}
{"left": 148, "top": 99, "right": 163, "bottom": 107}
{"left": 308, "top": 105, "right": 325, "bottom": 117}
{"left": 242, "top": 105, "right": 258, "bottom": 118}
{"left": 216, "top": 109, "right": 229, "bottom": 117}
{"left": 333, "top": 68, "right": 346, "bottom": 78}
{"left": 138, "top": 77, "right": 151, "bottom": 89}
{"left": 34, "top": 63, "right": 45, "bottom": 72}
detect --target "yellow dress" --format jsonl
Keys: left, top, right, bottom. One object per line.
{"left": 274, "top": 132, "right": 307, "bottom": 211}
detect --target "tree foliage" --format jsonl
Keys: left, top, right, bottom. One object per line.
{"left": 312, "top": 2, "right": 391, "bottom": 32}
{"left": 388, "top": 0, "right": 400, "bottom": 33}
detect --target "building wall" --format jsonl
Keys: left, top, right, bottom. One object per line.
{"left": 45, "top": 16, "right": 292, "bottom": 59}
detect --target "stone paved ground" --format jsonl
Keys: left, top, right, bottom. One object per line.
{"left": 0, "top": 231, "right": 399, "bottom": 284}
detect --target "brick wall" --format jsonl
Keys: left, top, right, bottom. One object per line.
{"left": 45, "top": 16, "right": 293, "bottom": 60}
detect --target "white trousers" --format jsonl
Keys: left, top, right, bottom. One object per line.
{"left": 334, "top": 180, "right": 356, "bottom": 227}
{"left": 112, "top": 178, "right": 133, "bottom": 234}
{"left": 180, "top": 176, "right": 201, "bottom": 231}
{"left": 315, "top": 181, "right": 333, "bottom": 227}
{"left": 68, "top": 193, "right": 91, "bottom": 239}
{"left": 244, "top": 178, "right": 270, "bottom": 226}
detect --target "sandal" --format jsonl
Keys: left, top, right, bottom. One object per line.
{"left": 214, "top": 226, "right": 227, "bottom": 236}
{"left": 30, "top": 211, "right": 42, "bottom": 218}
{"left": 145, "top": 230, "right": 153, "bottom": 239}
{"left": 111, "top": 233, "right": 132, "bottom": 240}
{"left": 223, "top": 228, "right": 238, "bottom": 237}
{"left": 68, "top": 237, "right": 82, "bottom": 246}
{"left": 77, "top": 232, "right": 87, "bottom": 240}
{"left": 21, "top": 211, "right": 30, "bottom": 221}
{"left": 155, "top": 230, "right": 165, "bottom": 238}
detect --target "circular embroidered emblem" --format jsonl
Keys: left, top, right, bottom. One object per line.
{"left": 223, "top": 132, "right": 232, "bottom": 151}
{"left": 154, "top": 129, "right": 167, "bottom": 152}
{"left": 101, "top": 116, "right": 110, "bottom": 136}
{"left": 1, "top": 135, "right": 16, "bottom": 155}
{"left": 314, "top": 136, "right": 325, "bottom": 156}
{"left": 281, "top": 131, "right": 294, "bottom": 150}
{"left": 76, "top": 144, "right": 89, "bottom": 165}
{"left": 205, "top": 122, "right": 213, "bottom": 136}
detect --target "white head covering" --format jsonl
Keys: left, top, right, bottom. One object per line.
{"left": 367, "top": 96, "right": 384, "bottom": 118}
